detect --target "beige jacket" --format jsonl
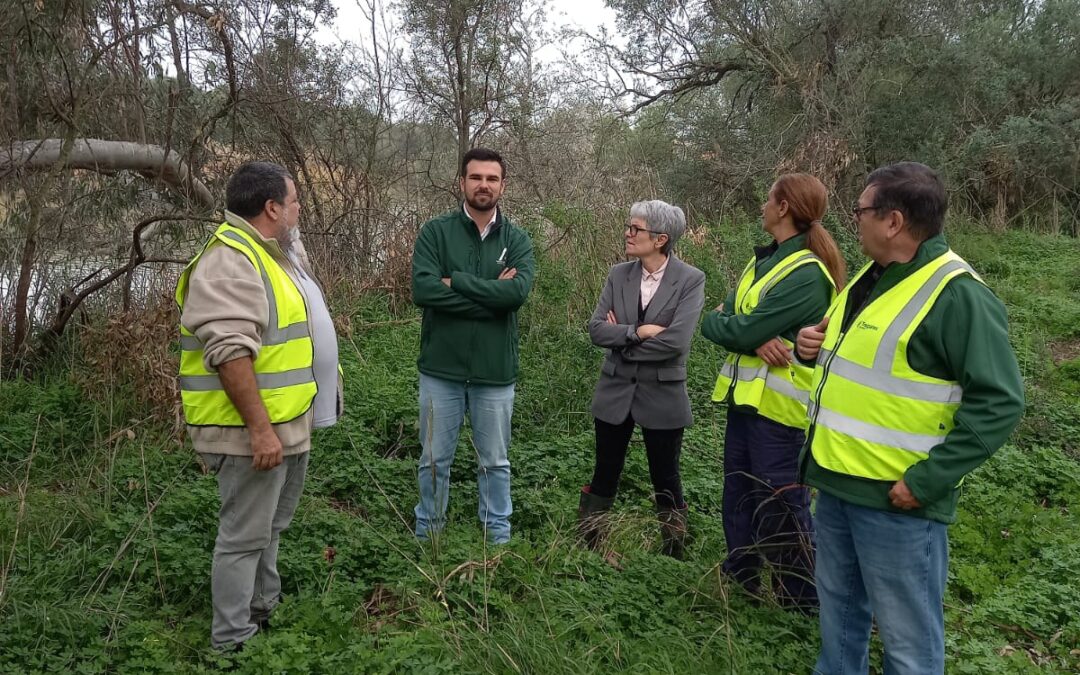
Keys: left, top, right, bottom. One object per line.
{"left": 180, "top": 212, "right": 340, "bottom": 456}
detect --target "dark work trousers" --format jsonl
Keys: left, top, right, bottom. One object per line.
{"left": 589, "top": 415, "right": 685, "bottom": 509}
{"left": 721, "top": 407, "right": 817, "bottom": 608}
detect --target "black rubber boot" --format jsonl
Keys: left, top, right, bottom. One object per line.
{"left": 577, "top": 485, "right": 616, "bottom": 550}
{"left": 657, "top": 504, "right": 689, "bottom": 560}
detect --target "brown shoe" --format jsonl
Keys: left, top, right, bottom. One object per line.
{"left": 577, "top": 485, "right": 616, "bottom": 550}
{"left": 657, "top": 504, "right": 689, "bottom": 560}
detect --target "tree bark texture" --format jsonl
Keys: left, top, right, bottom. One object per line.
{"left": 0, "top": 139, "right": 215, "bottom": 209}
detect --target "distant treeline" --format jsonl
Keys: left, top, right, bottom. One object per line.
{"left": 1, "top": 0, "right": 1078, "bottom": 366}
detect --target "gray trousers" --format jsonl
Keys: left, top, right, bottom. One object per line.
{"left": 201, "top": 451, "right": 309, "bottom": 649}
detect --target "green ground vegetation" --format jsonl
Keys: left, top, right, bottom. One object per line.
{"left": 2, "top": 217, "right": 1079, "bottom": 673}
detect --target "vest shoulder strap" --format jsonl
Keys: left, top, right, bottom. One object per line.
{"left": 759, "top": 251, "right": 832, "bottom": 297}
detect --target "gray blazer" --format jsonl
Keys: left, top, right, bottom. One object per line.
{"left": 588, "top": 255, "right": 706, "bottom": 429}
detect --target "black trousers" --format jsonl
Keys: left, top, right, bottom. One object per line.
{"left": 588, "top": 415, "right": 685, "bottom": 509}
{"left": 721, "top": 407, "right": 817, "bottom": 607}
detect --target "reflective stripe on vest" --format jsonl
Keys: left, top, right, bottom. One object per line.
{"left": 176, "top": 223, "right": 316, "bottom": 426}
{"left": 179, "top": 367, "right": 314, "bottom": 392}
{"left": 718, "top": 359, "right": 810, "bottom": 404}
{"left": 816, "top": 348, "right": 962, "bottom": 403}
{"left": 711, "top": 249, "right": 836, "bottom": 429}
{"left": 808, "top": 251, "right": 978, "bottom": 480}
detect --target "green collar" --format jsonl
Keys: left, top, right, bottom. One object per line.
{"left": 775, "top": 231, "right": 809, "bottom": 258}
{"left": 753, "top": 231, "right": 809, "bottom": 270}
{"left": 879, "top": 233, "right": 950, "bottom": 281}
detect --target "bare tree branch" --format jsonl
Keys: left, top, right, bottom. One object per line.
{"left": 0, "top": 139, "right": 215, "bottom": 209}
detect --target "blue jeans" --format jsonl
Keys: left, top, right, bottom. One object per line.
{"left": 814, "top": 491, "right": 948, "bottom": 675}
{"left": 414, "top": 373, "right": 515, "bottom": 543}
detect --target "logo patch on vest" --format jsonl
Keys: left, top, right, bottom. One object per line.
{"left": 856, "top": 320, "right": 880, "bottom": 331}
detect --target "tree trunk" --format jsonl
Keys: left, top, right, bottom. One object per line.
{"left": 10, "top": 230, "right": 36, "bottom": 361}
{"left": 0, "top": 138, "right": 215, "bottom": 209}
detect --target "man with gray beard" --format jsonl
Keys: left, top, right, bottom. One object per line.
{"left": 176, "top": 161, "right": 342, "bottom": 650}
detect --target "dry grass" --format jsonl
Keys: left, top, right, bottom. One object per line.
{"left": 75, "top": 294, "right": 183, "bottom": 434}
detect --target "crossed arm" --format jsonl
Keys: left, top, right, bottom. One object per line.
{"left": 618, "top": 272, "right": 707, "bottom": 362}
{"left": 412, "top": 227, "right": 535, "bottom": 316}
{"left": 587, "top": 271, "right": 642, "bottom": 348}
{"left": 704, "top": 268, "right": 834, "bottom": 366}
{"left": 411, "top": 227, "right": 497, "bottom": 319}
{"left": 449, "top": 235, "right": 535, "bottom": 312}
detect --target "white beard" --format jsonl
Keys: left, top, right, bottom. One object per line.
{"left": 276, "top": 224, "right": 301, "bottom": 254}
{"left": 277, "top": 225, "right": 312, "bottom": 271}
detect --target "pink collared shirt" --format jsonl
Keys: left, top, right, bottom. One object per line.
{"left": 640, "top": 257, "right": 669, "bottom": 308}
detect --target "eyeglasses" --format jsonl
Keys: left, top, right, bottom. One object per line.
{"left": 625, "top": 223, "right": 662, "bottom": 237}
{"left": 851, "top": 203, "right": 884, "bottom": 219}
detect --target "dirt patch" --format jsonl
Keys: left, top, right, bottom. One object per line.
{"left": 328, "top": 498, "right": 369, "bottom": 520}
{"left": 359, "top": 584, "right": 417, "bottom": 633}
{"left": 1048, "top": 338, "right": 1080, "bottom": 365}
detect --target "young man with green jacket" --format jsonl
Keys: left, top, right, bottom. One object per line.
{"left": 411, "top": 148, "right": 535, "bottom": 544}
{"left": 796, "top": 162, "right": 1024, "bottom": 674}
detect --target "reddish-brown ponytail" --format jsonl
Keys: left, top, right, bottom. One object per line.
{"left": 773, "top": 173, "right": 847, "bottom": 290}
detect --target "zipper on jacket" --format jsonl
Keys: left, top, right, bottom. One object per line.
{"left": 809, "top": 328, "right": 845, "bottom": 429}
{"left": 466, "top": 227, "right": 481, "bottom": 379}
{"left": 462, "top": 213, "right": 508, "bottom": 385}
{"left": 726, "top": 353, "right": 741, "bottom": 402}
{"left": 808, "top": 288, "right": 875, "bottom": 430}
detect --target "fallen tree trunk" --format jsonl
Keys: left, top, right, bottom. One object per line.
{"left": 0, "top": 138, "right": 215, "bottom": 209}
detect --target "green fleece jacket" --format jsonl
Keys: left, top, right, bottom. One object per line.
{"left": 799, "top": 234, "right": 1025, "bottom": 523}
{"left": 411, "top": 206, "right": 535, "bottom": 385}
{"left": 700, "top": 232, "right": 835, "bottom": 352}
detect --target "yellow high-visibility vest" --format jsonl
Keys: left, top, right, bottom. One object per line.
{"left": 175, "top": 223, "right": 316, "bottom": 426}
{"left": 808, "top": 250, "right": 979, "bottom": 480}
{"left": 711, "top": 249, "right": 836, "bottom": 429}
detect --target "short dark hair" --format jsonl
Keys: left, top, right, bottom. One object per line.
{"left": 460, "top": 148, "right": 506, "bottom": 179}
{"left": 865, "top": 162, "right": 948, "bottom": 240}
{"left": 226, "top": 161, "right": 293, "bottom": 218}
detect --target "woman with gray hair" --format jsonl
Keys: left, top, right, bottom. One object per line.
{"left": 578, "top": 200, "right": 706, "bottom": 559}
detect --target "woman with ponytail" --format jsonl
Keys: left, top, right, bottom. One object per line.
{"left": 701, "top": 173, "right": 846, "bottom": 611}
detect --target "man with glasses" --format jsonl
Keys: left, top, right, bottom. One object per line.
{"left": 410, "top": 148, "right": 535, "bottom": 544}
{"left": 796, "top": 162, "right": 1024, "bottom": 673}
